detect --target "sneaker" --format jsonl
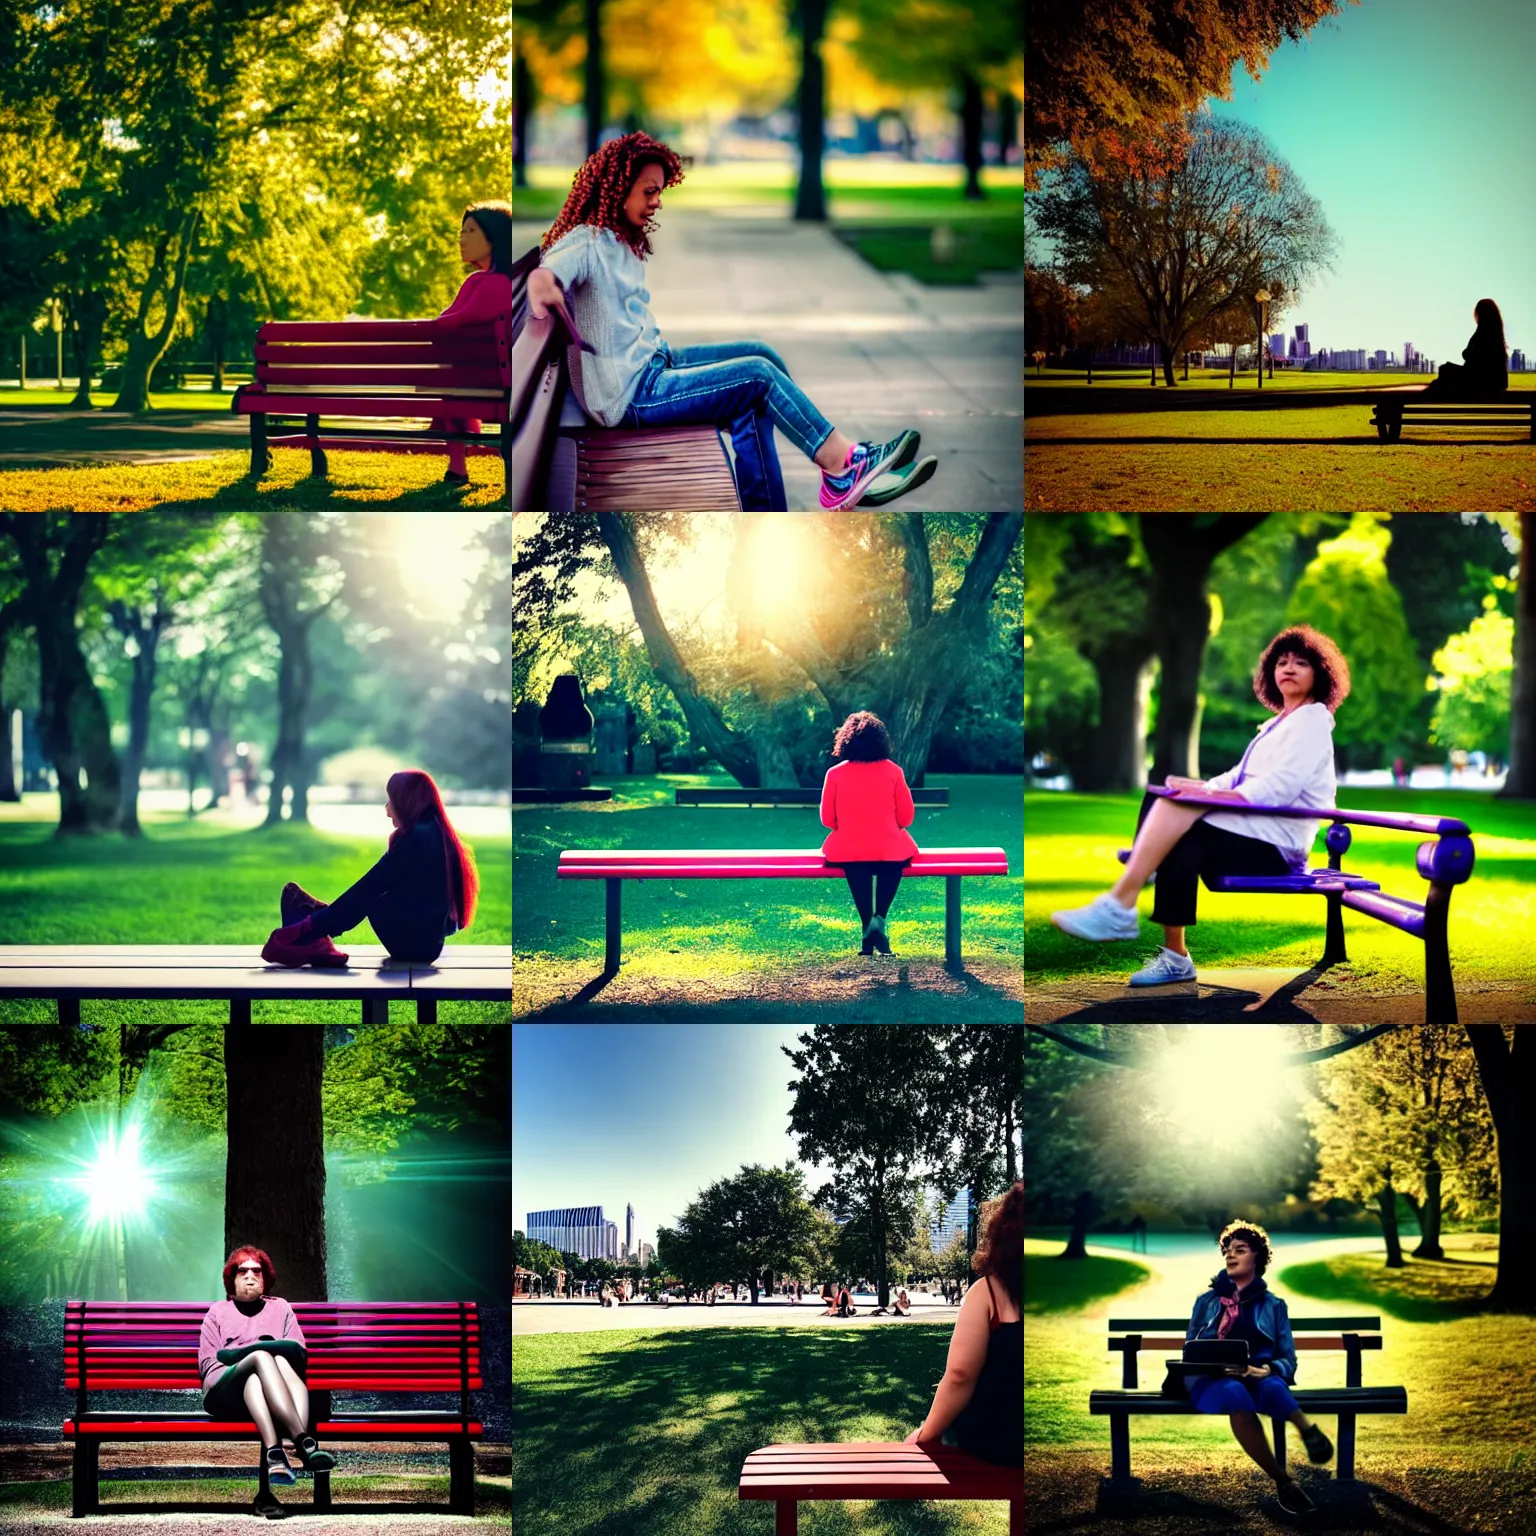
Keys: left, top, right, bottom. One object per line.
{"left": 861, "top": 918, "right": 877, "bottom": 956}
{"left": 261, "top": 918, "right": 350, "bottom": 969}
{"left": 252, "top": 1491, "right": 288, "bottom": 1519}
{"left": 819, "top": 430, "right": 919, "bottom": 509}
{"left": 443, "top": 469, "right": 470, "bottom": 486}
{"left": 856, "top": 454, "right": 938, "bottom": 507}
{"left": 1275, "top": 1478, "right": 1315, "bottom": 1515}
{"left": 1127, "top": 947, "right": 1197, "bottom": 986}
{"left": 291, "top": 1432, "right": 336, "bottom": 1471}
{"left": 1300, "top": 1422, "right": 1334, "bottom": 1464}
{"left": 1049, "top": 893, "right": 1139, "bottom": 942}
{"left": 265, "top": 1446, "right": 297, "bottom": 1487}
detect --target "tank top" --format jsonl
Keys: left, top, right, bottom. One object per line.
{"left": 951, "top": 1274, "right": 1022, "bottom": 1467}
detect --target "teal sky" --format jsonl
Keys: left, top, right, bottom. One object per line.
{"left": 1210, "top": 0, "right": 1535, "bottom": 363}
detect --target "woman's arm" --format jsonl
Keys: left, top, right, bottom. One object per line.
{"left": 1268, "top": 1298, "right": 1297, "bottom": 1384}
{"left": 305, "top": 841, "right": 405, "bottom": 939}
{"left": 893, "top": 765, "right": 915, "bottom": 829}
{"left": 905, "top": 1279, "right": 992, "bottom": 1442}
{"left": 1226, "top": 709, "right": 1334, "bottom": 807}
{"left": 438, "top": 272, "right": 512, "bottom": 329}
{"left": 280, "top": 1300, "right": 306, "bottom": 1349}
{"left": 198, "top": 1304, "right": 222, "bottom": 1388}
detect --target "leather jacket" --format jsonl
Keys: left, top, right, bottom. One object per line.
{"left": 1184, "top": 1274, "right": 1298, "bottom": 1385}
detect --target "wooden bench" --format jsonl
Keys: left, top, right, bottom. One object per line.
{"left": 233, "top": 318, "right": 511, "bottom": 496}
{"left": 675, "top": 787, "right": 950, "bottom": 809}
{"left": 1141, "top": 787, "right": 1476, "bottom": 1022}
{"left": 740, "top": 1442, "right": 1021, "bottom": 1535}
{"left": 1090, "top": 1313, "right": 1406, "bottom": 1491}
{"left": 0, "top": 945, "right": 512, "bottom": 1024}
{"left": 64, "top": 1299, "right": 483, "bottom": 1515}
{"left": 556, "top": 846, "right": 1010, "bottom": 973}
{"left": 1370, "top": 395, "right": 1535, "bottom": 441}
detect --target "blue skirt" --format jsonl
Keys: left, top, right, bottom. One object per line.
{"left": 1187, "top": 1371, "right": 1300, "bottom": 1419}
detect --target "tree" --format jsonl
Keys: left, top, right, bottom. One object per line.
{"left": 664, "top": 1164, "right": 819, "bottom": 1304}
{"left": 930, "top": 1026, "right": 1023, "bottom": 1200}
{"left": 1032, "top": 117, "right": 1337, "bottom": 386}
{"left": 1463, "top": 1026, "right": 1536, "bottom": 1311}
{"left": 1025, "top": 266, "right": 1079, "bottom": 363}
{"left": 1025, "top": 0, "right": 1355, "bottom": 187}
{"left": 1428, "top": 607, "right": 1514, "bottom": 759}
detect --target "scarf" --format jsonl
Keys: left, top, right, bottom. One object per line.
{"left": 1209, "top": 1270, "right": 1266, "bottom": 1338}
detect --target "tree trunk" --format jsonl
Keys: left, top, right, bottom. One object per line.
{"left": 583, "top": 0, "right": 603, "bottom": 156}
{"left": 35, "top": 584, "right": 121, "bottom": 835}
{"left": 111, "top": 208, "right": 202, "bottom": 414}
{"left": 65, "top": 287, "right": 107, "bottom": 409}
{"left": 995, "top": 91, "right": 1018, "bottom": 167}
{"left": 1375, "top": 1186, "right": 1404, "bottom": 1268}
{"left": 513, "top": 48, "right": 533, "bottom": 189}
{"left": 1465, "top": 1025, "right": 1536, "bottom": 1310}
{"left": 1500, "top": 512, "right": 1535, "bottom": 799}
{"left": 1160, "top": 340, "right": 1177, "bottom": 387}
{"left": 224, "top": 1025, "right": 327, "bottom": 1301}
{"left": 206, "top": 298, "right": 229, "bottom": 393}
{"left": 1411, "top": 1165, "right": 1444, "bottom": 1259}
{"left": 1059, "top": 1190, "right": 1097, "bottom": 1259}
{"left": 1075, "top": 638, "right": 1155, "bottom": 791}
{"left": 958, "top": 70, "right": 985, "bottom": 201}
{"left": 0, "top": 600, "right": 21, "bottom": 802}
{"left": 110, "top": 599, "right": 168, "bottom": 838}
{"left": 794, "top": 0, "right": 828, "bottom": 222}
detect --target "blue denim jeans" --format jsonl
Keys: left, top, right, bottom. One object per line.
{"left": 1187, "top": 1372, "right": 1301, "bottom": 1419}
{"left": 622, "top": 341, "right": 835, "bottom": 511}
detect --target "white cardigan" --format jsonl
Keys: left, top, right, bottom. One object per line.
{"left": 1201, "top": 701, "right": 1337, "bottom": 862}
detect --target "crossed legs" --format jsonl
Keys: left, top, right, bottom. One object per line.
{"left": 227, "top": 1351, "right": 308, "bottom": 1449}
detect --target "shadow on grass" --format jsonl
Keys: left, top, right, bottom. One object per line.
{"left": 1277, "top": 1258, "right": 1496, "bottom": 1323}
{"left": 1025, "top": 1254, "right": 1150, "bottom": 1315}
{"left": 514, "top": 1326, "right": 1011, "bottom": 1536}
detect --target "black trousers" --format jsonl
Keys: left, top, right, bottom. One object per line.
{"left": 282, "top": 883, "right": 446, "bottom": 964}
{"left": 840, "top": 860, "right": 908, "bottom": 923}
{"left": 1134, "top": 791, "right": 1290, "bottom": 928}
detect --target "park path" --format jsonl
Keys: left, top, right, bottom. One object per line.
{"left": 0, "top": 408, "right": 252, "bottom": 467}
{"left": 512, "top": 206, "right": 1023, "bottom": 511}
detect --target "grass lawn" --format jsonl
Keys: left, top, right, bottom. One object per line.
{"left": 0, "top": 811, "right": 510, "bottom": 1023}
{"left": 1025, "top": 1251, "right": 1151, "bottom": 1315}
{"left": 1027, "top": 372, "right": 1536, "bottom": 393}
{"left": 1278, "top": 1241, "right": 1502, "bottom": 1322}
{"left": 1023, "top": 789, "right": 1536, "bottom": 991}
{"left": 513, "top": 1325, "right": 1014, "bottom": 1535}
{"left": 514, "top": 773, "right": 1022, "bottom": 1019}
{"left": 0, "top": 448, "right": 506, "bottom": 512}
{"left": 0, "top": 387, "right": 254, "bottom": 410}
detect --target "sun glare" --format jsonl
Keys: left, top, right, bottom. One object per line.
{"left": 744, "top": 517, "right": 811, "bottom": 626}
{"left": 384, "top": 512, "right": 498, "bottom": 622}
{"left": 69, "top": 1121, "right": 158, "bottom": 1228}
{"left": 1146, "top": 1026, "right": 1300, "bottom": 1135}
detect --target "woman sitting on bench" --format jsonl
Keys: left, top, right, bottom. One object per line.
{"left": 906, "top": 1181, "right": 1020, "bottom": 1466}
{"left": 199, "top": 1246, "right": 335, "bottom": 1519}
{"left": 1421, "top": 298, "right": 1508, "bottom": 400}
{"left": 1182, "top": 1221, "right": 1334, "bottom": 1518}
{"left": 526, "top": 131, "right": 938, "bottom": 511}
{"left": 1050, "top": 625, "right": 1350, "bottom": 987}
{"left": 262, "top": 768, "right": 480, "bottom": 968}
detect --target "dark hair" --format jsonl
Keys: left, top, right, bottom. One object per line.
{"left": 831, "top": 711, "right": 892, "bottom": 762}
{"left": 1474, "top": 297, "right": 1507, "bottom": 356}
{"left": 464, "top": 201, "right": 512, "bottom": 277}
{"left": 973, "top": 1181, "right": 1022, "bottom": 1307}
{"left": 540, "top": 131, "right": 689, "bottom": 260}
{"left": 387, "top": 769, "right": 479, "bottom": 931}
{"left": 1218, "top": 1220, "right": 1273, "bottom": 1278}
{"left": 223, "top": 1245, "right": 278, "bottom": 1297}
{"left": 1253, "top": 625, "right": 1351, "bottom": 714}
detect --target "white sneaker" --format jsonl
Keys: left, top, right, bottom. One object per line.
{"left": 1049, "top": 893, "right": 1140, "bottom": 942}
{"left": 1128, "top": 947, "right": 1197, "bottom": 986}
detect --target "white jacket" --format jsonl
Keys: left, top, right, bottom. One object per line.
{"left": 1201, "top": 701, "right": 1337, "bottom": 861}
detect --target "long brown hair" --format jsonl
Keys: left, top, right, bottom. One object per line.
{"left": 973, "top": 1180, "right": 1022, "bottom": 1307}
{"left": 539, "top": 132, "right": 688, "bottom": 260}
{"left": 387, "top": 769, "right": 480, "bottom": 931}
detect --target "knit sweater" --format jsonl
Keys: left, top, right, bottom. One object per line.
{"left": 538, "top": 225, "right": 663, "bottom": 426}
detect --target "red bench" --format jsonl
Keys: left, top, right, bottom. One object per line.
{"left": 233, "top": 318, "right": 510, "bottom": 497}
{"left": 63, "top": 1300, "right": 483, "bottom": 1516}
{"left": 739, "top": 1442, "right": 1022, "bottom": 1535}
{"left": 556, "top": 846, "right": 1011, "bottom": 973}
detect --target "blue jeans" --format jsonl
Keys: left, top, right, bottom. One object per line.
{"left": 1187, "top": 1372, "right": 1301, "bottom": 1419}
{"left": 622, "top": 341, "right": 836, "bottom": 511}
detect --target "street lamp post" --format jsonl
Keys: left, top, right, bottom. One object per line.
{"left": 1255, "top": 291, "right": 1271, "bottom": 390}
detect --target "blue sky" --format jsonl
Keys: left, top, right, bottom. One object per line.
{"left": 1208, "top": 0, "right": 1535, "bottom": 362}
{"left": 512, "top": 1025, "right": 838, "bottom": 1252}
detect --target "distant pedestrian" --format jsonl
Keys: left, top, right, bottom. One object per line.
{"left": 1129, "top": 1214, "right": 1148, "bottom": 1255}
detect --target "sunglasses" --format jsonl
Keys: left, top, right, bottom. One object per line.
{"left": 235, "top": 1265, "right": 264, "bottom": 1275}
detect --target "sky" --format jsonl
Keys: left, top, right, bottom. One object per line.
{"left": 1207, "top": 0, "right": 1536, "bottom": 363}
{"left": 511, "top": 1025, "right": 842, "bottom": 1253}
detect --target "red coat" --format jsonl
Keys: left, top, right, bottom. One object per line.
{"left": 819, "top": 758, "right": 920, "bottom": 863}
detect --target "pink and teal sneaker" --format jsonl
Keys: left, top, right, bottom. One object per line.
{"left": 819, "top": 430, "right": 920, "bottom": 509}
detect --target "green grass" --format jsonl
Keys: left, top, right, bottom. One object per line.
{"left": 1278, "top": 1246, "right": 1501, "bottom": 1322}
{"left": 1025, "top": 1250, "right": 1151, "bottom": 1314}
{"left": 0, "top": 386, "right": 255, "bottom": 410}
{"left": 0, "top": 813, "right": 510, "bottom": 1022}
{"left": 513, "top": 1325, "right": 1013, "bottom": 1534}
{"left": 830, "top": 223, "right": 1021, "bottom": 286}
{"left": 1027, "top": 371, "right": 1536, "bottom": 393}
{"left": 0, "top": 448, "right": 506, "bottom": 511}
{"left": 1024, "top": 789, "right": 1536, "bottom": 989}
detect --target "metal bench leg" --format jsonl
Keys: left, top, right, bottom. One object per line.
{"left": 250, "top": 413, "right": 270, "bottom": 476}
{"left": 230, "top": 996, "right": 252, "bottom": 1025}
{"left": 306, "top": 413, "right": 328, "bottom": 478}
{"left": 1271, "top": 1415, "right": 1286, "bottom": 1473}
{"left": 448, "top": 1438, "right": 474, "bottom": 1514}
{"left": 945, "top": 875, "right": 961, "bottom": 970}
{"left": 1423, "top": 881, "right": 1457, "bottom": 1024}
{"left": 605, "top": 878, "right": 622, "bottom": 974}
{"left": 72, "top": 1438, "right": 99, "bottom": 1515}
{"left": 1322, "top": 892, "right": 1348, "bottom": 966}
{"left": 59, "top": 996, "right": 81, "bottom": 1027}
{"left": 417, "top": 996, "right": 438, "bottom": 1024}
{"left": 775, "top": 1499, "right": 797, "bottom": 1536}
{"left": 313, "top": 1468, "right": 331, "bottom": 1510}
{"left": 1337, "top": 1413, "right": 1357, "bottom": 1480}
{"left": 1109, "top": 1411, "right": 1131, "bottom": 1480}
{"left": 362, "top": 995, "right": 389, "bottom": 1023}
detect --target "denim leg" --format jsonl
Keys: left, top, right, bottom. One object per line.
{"left": 728, "top": 406, "right": 788, "bottom": 510}
{"left": 668, "top": 340, "right": 793, "bottom": 376}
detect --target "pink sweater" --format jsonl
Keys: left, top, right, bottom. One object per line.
{"left": 198, "top": 1296, "right": 305, "bottom": 1392}
{"left": 436, "top": 268, "right": 512, "bottom": 329}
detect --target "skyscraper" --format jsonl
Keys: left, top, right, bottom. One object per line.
{"left": 929, "top": 1187, "right": 972, "bottom": 1249}
{"left": 527, "top": 1206, "right": 608, "bottom": 1259}
{"left": 626, "top": 1203, "right": 634, "bottom": 1255}
{"left": 604, "top": 1220, "right": 618, "bottom": 1259}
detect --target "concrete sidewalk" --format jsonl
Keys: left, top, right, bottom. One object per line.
{"left": 514, "top": 208, "right": 1022, "bottom": 511}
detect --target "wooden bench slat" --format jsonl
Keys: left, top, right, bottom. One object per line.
{"left": 1112, "top": 1335, "right": 1382, "bottom": 1351}
{"left": 1109, "top": 1315, "right": 1382, "bottom": 1329}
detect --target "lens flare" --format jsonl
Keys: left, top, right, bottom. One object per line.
{"left": 75, "top": 1121, "right": 158, "bottom": 1227}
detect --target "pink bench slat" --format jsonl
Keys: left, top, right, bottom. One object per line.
{"left": 264, "top": 433, "right": 505, "bottom": 458}
{"left": 739, "top": 1442, "right": 1021, "bottom": 1503}
{"left": 238, "top": 393, "right": 511, "bottom": 420}
{"left": 257, "top": 320, "right": 488, "bottom": 343}
{"left": 257, "top": 365, "right": 510, "bottom": 389}
{"left": 556, "top": 847, "right": 1009, "bottom": 880}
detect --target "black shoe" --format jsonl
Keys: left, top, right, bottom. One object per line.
{"left": 443, "top": 469, "right": 470, "bottom": 486}
{"left": 1300, "top": 1422, "right": 1333, "bottom": 1464}
{"left": 291, "top": 1432, "right": 336, "bottom": 1471}
{"left": 253, "top": 1490, "right": 288, "bottom": 1519}
{"left": 265, "top": 1446, "right": 297, "bottom": 1486}
{"left": 871, "top": 914, "right": 892, "bottom": 954}
{"left": 861, "top": 919, "right": 877, "bottom": 956}
{"left": 1276, "top": 1478, "right": 1315, "bottom": 1515}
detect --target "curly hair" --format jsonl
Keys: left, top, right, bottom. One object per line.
{"left": 1218, "top": 1220, "right": 1273, "bottom": 1278}
{"left": 831, "top": 711, "right": 891, "bottom": 762}
{"left": 540, "top": 132, "right": 689, "bottom": 260}
{"left": 972, "top": 1181, "right": 1022, "bottom": 1307}
{"left": 1253, "top": 624, "right": 1351, "bottom": 715}
{"left": 222, "top": 1245, "right": 278, "bottom": 1298}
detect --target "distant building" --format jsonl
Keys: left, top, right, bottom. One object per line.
{"left": 1270, "top": 334, "right": 1287, "bottom": 359}
{"left": 929, "top": 1188, "right": 973, "bottom": 1250}
{"left": 603, "top": 1220, "right": 618, "bottom": 1259}
{"left": 1513, "top": 349, "right": 1527, "bottom": 371}
{"left": 637, "top": 1240, "right": 654, "bottom": 1268}
{"left": 528, "top": 1206, "right": 607, "bottom": 1260}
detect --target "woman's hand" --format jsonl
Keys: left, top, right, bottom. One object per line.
{"left": 904, "top": 1425, "right": 938, "bottom": 1444}
{"left": 1226, "top": 1363, "right": 1272, "bottom": 1378}
{"left": 527, "top": 269, "right": 564, "bottom": 322}
{"left": 1164, "top": 775, "right": 1206, "bottom": 791}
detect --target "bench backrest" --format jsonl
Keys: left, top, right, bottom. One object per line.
{"left": 556, "top": 847, "right": 1010, "bottom": 879}
{"left": 1106, "top": 1314, "right": 1382, "bottom": 1389}
{"left": 255, "top": 318, "right": 510, "bottom": 395}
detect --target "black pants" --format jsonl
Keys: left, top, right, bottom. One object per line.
{"left": 282, "top": 884, "right": 446, "bottom": 964}
{"left": 840, "top": 860, "right": 908, "bottom": 924}
{"left": 1134, "top": 791, "right": 1290, "bottom": 928}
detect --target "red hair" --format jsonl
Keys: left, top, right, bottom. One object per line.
{"left": 387, "top": 769, "right": 479, "bottom": 931}
{"left": 223, "top": 1245, "right": 278, "bottom": 1297}
{"left": 539, "top": 131, "right": 688, "bottom": 260}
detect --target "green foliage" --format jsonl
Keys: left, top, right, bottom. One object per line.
{"left": 659, "top": 1163, "right": 819, "bottom": 1295}
{"left": 1429, "top": 607, "right": 1514, "bottom": 756}
{"left": 0, "top": 1026, "right": 115, "bottom": 1115}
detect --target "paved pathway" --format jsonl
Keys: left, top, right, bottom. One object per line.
{"left": 0, "top": 408, "right": 251, "bottom": 467}
{"left": 512, "top": 1290, "right": 959, "bottom": 1334}
{"left": 514, "top": 207, "right": 1023, "bottom": 510}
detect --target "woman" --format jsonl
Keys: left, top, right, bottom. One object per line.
{"left": 436, "top": 202, "right": 514, "bottom": 486}
{"left": 1422, "top": 298, "right": 1508, "bottom": 400}
{"left": 1182, "top": 1222, "right": 1333, "bottom": 1517}
{"left": 199, "top": 1246, "right": 335, "bottom": 1517}
{"left": 820, "top": 711, "right": 920, "bottom": 956}
{"left": 893, "top": 1287, "right": 912, "bottom": 1317}
{"left": 262, "top": 769, "right": 480, "bottom": 968}
{"left": 526, "top": 132, "right": 938, "bottom": 511}
{"left": 1051, "top": 625, "right": 1349, "bottom": 987}
{"left": 906, "top": 1181, "right": 1020, "bottom": 1466}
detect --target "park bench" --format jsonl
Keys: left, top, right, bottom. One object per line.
{"left": 0, "top": 945, "right": 512, "bottom": 1024}
{"left": 740, "top": 1442, "right": 1021, "bottom": 1535}
{"left": 1090, "top": 1312, "right": 1405, "bottom": 1492}
{"left": 674, "top": 787, "right": 949, "bottom": 809}
{"left": 232, "top": 318, "right": 511, "bottom": 496}
{"left": 1370, "top": 395, "right": 1536, "bottom": 441}
{"left": 556, "top": 846, "right": 1009, "bottom": 973}
{"left": 63, "top": 1299, "right": 483, "bottom": 1516}
{"left": 1137, "top": 787, "right": 1476, "bottom": 1023}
